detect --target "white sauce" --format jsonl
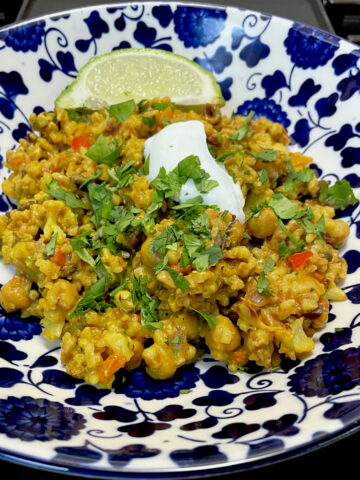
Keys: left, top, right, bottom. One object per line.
{"left": 144, "top": 120, "right": 245, "bottom": 223}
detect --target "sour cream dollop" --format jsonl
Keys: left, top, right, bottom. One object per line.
{"left": 144, "top": 120, "right": 245, "bottom": 223}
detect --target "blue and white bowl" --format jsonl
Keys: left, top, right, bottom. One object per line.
{"left": 0, "top": 2, "right": 359, "bottom": 477}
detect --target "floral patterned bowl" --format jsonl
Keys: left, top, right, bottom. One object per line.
{"left": 0, "top": 2, "right": 359, "bottom": 478}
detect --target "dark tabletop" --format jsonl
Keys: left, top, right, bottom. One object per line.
{"left": 1, "top": 0, "right": 359, "bottom": 478}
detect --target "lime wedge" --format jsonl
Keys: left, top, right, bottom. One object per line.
{"left": 55, "top": 48, "right": 225, "bottom": 109}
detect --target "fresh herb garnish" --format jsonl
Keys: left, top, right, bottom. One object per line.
{"left": 142, "top": 115, "right": 156, "bottom": 128}
{"left": 70, "top": 230, "right": 96, "bottom": 267}
{"left": 284, "top": 160, "right": 314, "bottom": 193}
{"left": 258, "top": 169, "right": 269, "bottom": 184}
{"left": 108, "top": 99, "right": 136, "bottom": 123}
{"left": 131, "top": 275, "right": 162, "bottom": 330}
{"left": 45, "top": 231, "right": 58, "bottom": 257}
{"left": 151, "top": 154, "right": 219, "bottom": 198}
{"left": 319, "top": 179, "right": 357, "bottom": 209}
{"left": 153, "top": 102, "right": 175, "bottom": 111}
{"left": 67, "top": 109, "right": 88, "bottom": 123}
{"left": 230, "top": 111, "right": 254, "bottom": 141}
{"left": 257, "top": 257, "right": 275, "bottom": 296}
{"left": 268, "top": 193, "right": 298, "bottom": 220}
{"left": 165, "top": 266, "right": 190, "bottom": 291}
{"left": 190, "top": 308, "right": 218, "bottom": 330}
{"left": 248, "top": 149, "right": 277, "bottom": 162}
{"left": 68, "top": 277, "right": 109, "bottom": 319}
{"left": 46, "top": 179, "right": 88, "bottom": 209}
{"left": 86, "top": 134, "right": 122, "bottom": 166}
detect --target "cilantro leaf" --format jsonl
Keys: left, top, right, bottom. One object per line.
{"left": 263, "top": 257, "right": 276, "bottom": 274}
{"left": 301, "top": 214, "right": 326, "bottom": 245}
{"left": 150, "top": 224, "right": 182, "bottom": 255}
{"left": 45, "top": 231, "right": 58, "bottom": 257}
{"left": 108, "top": 99, "right": 136, "bottom": 123}
{"left": 278, "top": 240, "right": 291, "bottom": 259}
{"left": 153, "top": 102, "right": 175, "bottom": 111}
{"left": 87, "top": 182, "right": 113, "bottom": 227}
{"left": 138, "top": 155, "right": 150, "bottom": 176}
{"left": 319, "top": 179, "right": 357, "bottom": 209}
{"left": 269, "top": 193, "right": 298, "bottom": 220}
{"left": 68, "top": 277, "right": 109, "bottom": 319}
{"left": 190, "top": 308, "right": 218, "bottom": 330}
{"left": 216, "top": 150, "right": 240, "bottom": 163}
{"left": 165, "top": 266, "right": 190, "bottom": 291}
{"left": 257, "top": 258, "right": 275, "bottom": 297}
{"left": 142, "top": 115, "right": 156, "bottom": 128}
{"left": 132, "top": 275, "right": 162, "bottom": 330}
{"left": 230, "top": 111, "right": 254, "bottom": 141}
{"left": 67, "top": 109, "right": 89, "bottom": 123}
{"left": 86, "top": 134, "right": 122, "bottom": 166}
{"left": 258, "top": 169, "right": 269, "bottom": 184}
{"left": 248, "top": 149, "right": 277, "bottom": 162}
{"left": 284, "top": 163, "right": 314, "bottom": 193}
{"left": 154, "top": 254, "right": 169, "bottom": 275}
{"left": 46, "top": 179, "right": 88, "bottom": 209}
{"left": 172, "top": 196, "right": 204, "bottom": 210}
{"left": 109, "top": 161, "right": 136, "bottom": 190}
{"left": 70, "top": 231, "right": 96, "bottom": 267}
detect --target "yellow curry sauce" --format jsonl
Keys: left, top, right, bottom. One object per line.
{"left": 0, "top": 98, "right": 353, "bottom": 388}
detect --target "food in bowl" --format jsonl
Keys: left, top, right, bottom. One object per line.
{"left": 0, "top": 55, "right": 356, "bottom": 388}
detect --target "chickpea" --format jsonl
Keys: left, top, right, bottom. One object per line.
{"left": 0, "top": 275, "right": 32, "bottom": 312}
{"left": 325, "top": 218, "right": 350, "bottom": 248}
{"left": 247, "top": 207, "right": 277, "bottom": 238}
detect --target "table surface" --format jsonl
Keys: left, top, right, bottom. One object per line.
{"left": 2, "top": 0, "right": 360, "bottom": 478}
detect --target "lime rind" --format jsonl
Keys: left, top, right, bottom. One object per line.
{"left": 55, "top": 48, "right": 225, "bottom": 109}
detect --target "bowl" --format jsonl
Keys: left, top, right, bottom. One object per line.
{"left": 0, "top": 2, "right": 359, "bottom": 478}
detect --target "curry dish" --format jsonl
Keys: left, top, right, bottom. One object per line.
{"left": 0, "top": 99, "right": 354, "bottom": 388}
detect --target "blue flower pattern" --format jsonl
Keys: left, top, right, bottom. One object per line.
{"left": 0, "top": 22, "right": 46, "bottom": 52}
{"left": 0, "top": 3, "right": 359, "bottom": 476}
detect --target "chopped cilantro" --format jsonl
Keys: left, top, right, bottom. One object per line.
{"left": 278, "top": 240, "right": 291, "bottom": 259}
{"left": 79, "top": 169, "right": 102, "bottom": 189}
{"left": 154, "top": 254, "right": 169, "bottom": 275}
{"left": 257, "top": 258, "right": 275, "bottom": 296}
{"left": 108, "top": 99, "right": 136, "bottom": 123}
{"left": 151, "top": 154, "right": 219, "bottom": 199}
{"left": 269, "top": 193, "right": 298, "bottom": 220}
{"left": 142, "top": 115, "right": 156, "bottom": 128}
{"left": 67, "top": 109, "right": 88, "bottom": 123}
{"left": 169, "top": 336, "right": 181, "bottom": 344}
{"left": 165, "top": 266, "right": 190, "bottom": 291}
{"left": 109, "top": 161, "right": 136, "bottom": 190}
{"left": 150, "top": 224, "right": 182, "bottom": 255}
{"left": 258, "top": 169, "right": 269, "bottom": 184}
{"left": 70, "top": 230, "right": 96, "bottom": 267}
{"left": 46, "top": 179, "right": 88, "bottom": 210}
{"left": 86, "top": 134, "right": 122, "bottom": 166}
{"left": 45, "top": 231, "right": 58, "bottom": 257}
{"left": 153, "top": 102, "right": 175, "bottom": 111}
{"left": 248, "top": 149, "right": 277, "bottom": 162}
{"left": 230, "top": 111, "right": 254, "bottom": 141}
{"left": 138, "top": 155, "right": 150, "bottom": 176}
{"left": 190, "top": 308, "right": 218, "bottom": 330}
{"left": 68, "top": 277, "right": 109, "bottom": 319}
{"left": 319, "top": 179, "right": 357, "bottom": 209}
{"left": 284, "top": 161, "right": 314, "bottom": 193}
{"left": 87, "top": 181, "right": 113, "bottom": 227}
{"left": 301, "top": 214, "right": 326, "bottom": 245}
{"left": 131, "top": 275, "right": 162, "bottom": 330}
{"left": 172, "top": 196, "right": 204, "bottom": 210}
{"left": 216, "top": 150, "right": 239, "bottom": 163}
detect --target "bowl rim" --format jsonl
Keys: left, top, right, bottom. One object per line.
{"left": 0, "top": 1, "right": 359, "bottom": 477}
{"left": 0, "top": 0, "right": 356, "bottom": 51}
